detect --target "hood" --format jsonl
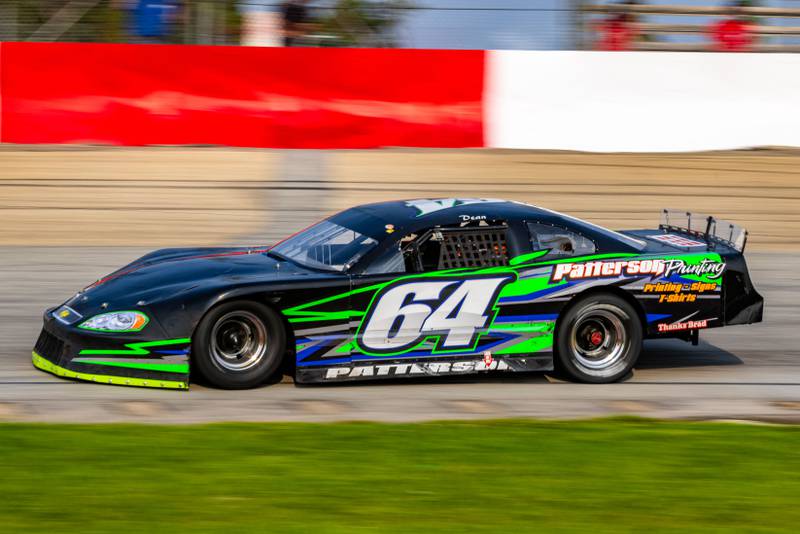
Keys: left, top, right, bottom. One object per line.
{"left": 67, "top": 246, "right": 330, "bottom": 312}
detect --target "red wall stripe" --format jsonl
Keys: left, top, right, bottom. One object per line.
{"left": 0, "top": 42, "right": 4, "bottom": 143}
{"left": 0, "top": 43, "right": 485, "bottom": 148}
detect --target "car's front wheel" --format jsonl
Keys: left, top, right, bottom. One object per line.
{"left": 193, "top": 300, "right": 286, "bottom": 389}
{"left": 555, "top": 294, "right": 642, "bottom": 383}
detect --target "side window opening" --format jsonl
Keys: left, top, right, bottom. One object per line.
{"left": 526, "top": 222, "right": 595, "bottom": 260}
{"left": 361, "top": 220, "right": 511, "bottom": 275}
{"left": 405, "top": 222, "right": 510, "bottom": 272}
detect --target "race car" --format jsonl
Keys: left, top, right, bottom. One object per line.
{"left": 32, "top": 198, "right": 763, "bottom": 389}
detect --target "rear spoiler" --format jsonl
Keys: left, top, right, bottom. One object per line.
{"left": 660, "top": 209, "right": 748, "bottom": 252}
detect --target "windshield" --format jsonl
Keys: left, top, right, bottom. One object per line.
{"left": 270, "top": 220, "right": 378, "bottom": 272}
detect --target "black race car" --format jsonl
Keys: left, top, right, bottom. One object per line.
{"left": 33, "top": 199, "right": 763, "bottom": 389}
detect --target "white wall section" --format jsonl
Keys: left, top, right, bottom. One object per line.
{"left": 486, "top": 51, "right": 800, "bottom": 152}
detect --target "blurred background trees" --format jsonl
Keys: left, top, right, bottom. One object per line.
{"left": 1, "top": 0, "right": 410, "bottom": 46}
{"left": 319, "top": 0, "right": 411, "bottom": 47}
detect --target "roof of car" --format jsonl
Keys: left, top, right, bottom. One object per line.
{"left": 353, "top": 198, "right": 545, "bottom": 227}
{"left": 329, "top": 198, "right": 646, "bottom": 251}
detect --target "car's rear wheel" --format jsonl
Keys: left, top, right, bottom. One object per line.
{"left": 193, "top": 300, "right": 286, "bottom": 389}
{"left": 555, "top": 294, "right": 642, "bottom": 383}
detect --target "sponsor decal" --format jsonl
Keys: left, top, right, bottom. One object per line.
{"left": 643, "top": 281, "right": 719, "bottom": 303}
{"left": 649, "top": 234, "right": 707, "bottom": 247}
{"left": 664, "top": 258, "right": 725, "bottom": 280}
{"left": 657, "top": 319, "right": 709, "bottom": 333}
{"left": 324, "top": 359, "right": 510, "bottom": 380}
{"left": 551, "top": 259, "right": 664, "bottom": 282}
{"left": 405, "top": 198, "right": 505, "bottom": 217}
{"left": 52, "top": 305, "right": 82, "bottom": 325}
{"left": 357, "top": 274, "right": 514, "bottom": 355}
{"left": 551, "top": 258, "right": 725, "bottom": 282}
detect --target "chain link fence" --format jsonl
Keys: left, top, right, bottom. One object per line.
{"left": 0, "top": 1, "right": 251, "bottom": 45}
{"left": 1, "top": 1, "right": 800, "bottom": 51}
{"left": 0, "top": 1, "right": 579, "bottom": 49}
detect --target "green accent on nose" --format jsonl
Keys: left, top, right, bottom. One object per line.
{"left": 78, "top": 338, "right": 191, "bottom": 356}
{"left": 73, "top": 359, "right": 189, "bottom": 374}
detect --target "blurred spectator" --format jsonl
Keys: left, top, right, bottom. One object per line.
{"left": 710, "top": 1, "right": 756, "bottom": 52}
{"left": 281, "top": 0, "right": 316, "bottom": 46}
{"left": 133, "top": 0, "right": 181, "bottom": 43}
{"left": 595, "top": 1, "right": 641, "bottom": 51}
{"left": 239, "top": 1, "right": 283, "bottom": 46}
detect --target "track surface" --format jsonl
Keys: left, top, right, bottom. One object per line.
{"left": 3, "top": 147, "right": 800, "bottom": 422}
{"left": 1, "top": 247, "right": 797, "bottom": 423}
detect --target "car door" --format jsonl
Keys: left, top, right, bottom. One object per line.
{"left": 347, "top": 223, "right": 517, "bottom": 366}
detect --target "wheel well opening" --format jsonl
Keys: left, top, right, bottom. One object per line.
{"left": 191, "top": 295, "right": 295, "bottom": 373}
{"left": 551, "top": 285, "right": 647, "bottom": 379}
{"left": 554, "top": 286, "right": 647, "bottom": 346}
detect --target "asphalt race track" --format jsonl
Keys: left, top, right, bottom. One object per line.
{"left": 1, "top": 247, "right": 797, "bottom": 423}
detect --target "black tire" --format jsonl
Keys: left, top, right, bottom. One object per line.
{"left": 555, "top": 293, "right": 642, "bottom": 383}
{"left": 193, "top": 300, "right": 286, "bottom": 389}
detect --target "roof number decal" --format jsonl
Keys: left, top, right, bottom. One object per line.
{"left": 405, "top": 198, "right": 505, "bottom": 217}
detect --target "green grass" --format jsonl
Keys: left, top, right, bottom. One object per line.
{"left": 1, "top": 418, "right": 799, "bottom": 533}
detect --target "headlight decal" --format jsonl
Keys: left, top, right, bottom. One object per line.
{"left": 52, "top": 306, "right": 83, "bottom": 325}
{"left": 78, "top": 311, "right": 150, "bottom": 332}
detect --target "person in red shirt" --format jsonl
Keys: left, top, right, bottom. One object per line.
{"left": 711, "top": 1, "right": 756, "bottom": 51}
{"left": 595, "top": 1, "right": 641, "bottom": 51}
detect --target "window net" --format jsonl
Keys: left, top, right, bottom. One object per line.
{"left": 437, "top": 228, "right": 509, "bottom": 269}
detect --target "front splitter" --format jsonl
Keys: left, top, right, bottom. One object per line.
{"left": 32, "top": 351, "right": 189, "bottom": 390}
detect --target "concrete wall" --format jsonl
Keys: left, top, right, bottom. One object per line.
{"left": 5, "top": 45, "right": 800, "bottom": 152}
{"left": 487, "top": 51, "right": 800, "bottom": 152}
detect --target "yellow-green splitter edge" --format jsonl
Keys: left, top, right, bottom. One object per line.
{"left": 32, "top": 351, "right": 188, "bottom": 390}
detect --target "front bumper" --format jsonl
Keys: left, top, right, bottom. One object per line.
{"left": 32, "top": 312, "right": 191, "bottom": 390}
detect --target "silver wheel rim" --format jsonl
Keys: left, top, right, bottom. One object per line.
{"left": 569, "top": 304, "right": 629, "bottom": 376}
{"left": 210, "top": 311, "right": 267, "bottom": 372}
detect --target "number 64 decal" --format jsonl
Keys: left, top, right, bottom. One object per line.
{"left": 357, "top": 274, "right": 514, "bottom": 355}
